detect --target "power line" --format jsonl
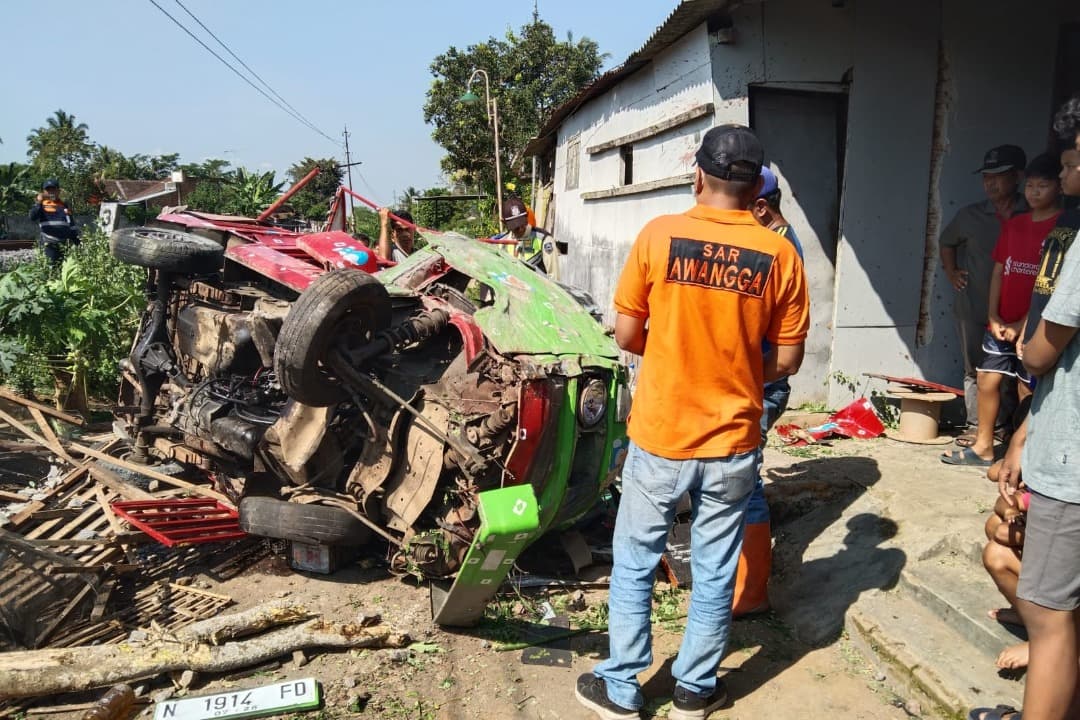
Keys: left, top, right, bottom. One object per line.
{"left": 169, "top": 0, "right": 329, "bottom": 139}
{"left": 144, "top": 0, "right": 340, "bottom": 147}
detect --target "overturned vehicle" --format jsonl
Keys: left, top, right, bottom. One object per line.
{"left": 110, "top": 210, "right": 629, "bottom": 625}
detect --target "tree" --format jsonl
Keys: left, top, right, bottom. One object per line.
{"left": 180, "top": 158, "right": 232, "bottom": 180}
{"left": 0, "top": 163, "right": 33, "bottom": 215}
{"left": 226, "top": 168, "right": 284, "bottom": 216}
{"left": 180, "top": 159, "right": 233, "bottom": 214}
{"left": 286, "top": 157, "right": 343, "bottom": 221}
{"left": 25, "top": 109, "right": 95, "bottom": 211}
{"left": 424, "top": 16, "right": 605, "bottom": 194}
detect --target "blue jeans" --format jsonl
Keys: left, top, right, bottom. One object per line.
{"left": 762, "top": 377, "right": 791, "bottom": 439}
{"left": 594, "top": 442, "right": 758, "bottom": 709}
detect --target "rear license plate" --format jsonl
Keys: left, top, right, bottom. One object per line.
{"left": 153, "top": 678, "right": 320, "bottom": 720}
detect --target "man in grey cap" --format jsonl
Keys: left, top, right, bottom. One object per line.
{"left": 939, "top": 144, "right": 1027, "bottom": 445}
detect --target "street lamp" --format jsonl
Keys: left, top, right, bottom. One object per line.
{"left": 459, "top": 68, "right": 503, "bottom": 231}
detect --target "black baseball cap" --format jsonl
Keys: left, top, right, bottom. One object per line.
{"left": 973, "top": 145, "right": 1026, "bottom": 174}
{"left": 695, "top": 124, "right": 764, "bottom": 182}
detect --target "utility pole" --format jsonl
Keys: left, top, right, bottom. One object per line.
{"left": 343, "top": 125, "right": 355, "bottom": 216}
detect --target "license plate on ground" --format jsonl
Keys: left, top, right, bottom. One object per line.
{"left": 154, "top": 678, "right": 321, "bottom": 720}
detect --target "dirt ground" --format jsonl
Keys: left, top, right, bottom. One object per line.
{"left": 162, "top": 549, "right": 920, "bottom": 720}
{"left": 0, "top": 429, "right": 942, "bottom": 720}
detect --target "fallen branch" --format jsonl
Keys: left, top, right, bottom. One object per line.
{"left": 172, "top": 599, "right": 315, "bottom": 645}
{"left": 0, "top": 618, "right": 409, "bottom": 697}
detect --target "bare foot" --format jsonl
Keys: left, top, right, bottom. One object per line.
{"left": 988, "top": 607, "right": 1023, "bottom": 626}
{"left": 996, "top": 642, "right": 1029, "bottom": 670}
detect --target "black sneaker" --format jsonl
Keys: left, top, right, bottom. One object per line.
{"left": 575, "top": 673, "right": 639, "bottom": 720}
{"left": 668, "top": 680, "right": 728, "bottom": 720}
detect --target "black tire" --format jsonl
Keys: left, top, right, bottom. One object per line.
{"left": 110, "top": 227, "right": 223, "bottom": 274}
{"left": 274, "top": 269, "right": 390, "bottom": 406}
{"left": 239, "top": 496, "right": 372, "bottom": 545}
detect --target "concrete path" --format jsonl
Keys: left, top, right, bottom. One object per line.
{"left": 763, "top": 433, "right": 1027, "bottom": 717}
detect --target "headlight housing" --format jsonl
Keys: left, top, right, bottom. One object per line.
{"left": 578, "top": 378, "right": 608, "bottom": 428}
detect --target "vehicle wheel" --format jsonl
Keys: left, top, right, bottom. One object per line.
{"left": 110, "top": 227, "right": 223, "bottom": 274}
{"left": 274, "top": 269, "right": 390, "bottom": 406}
{"left": 238, "top": 496, "right": 372, "bottom": 545}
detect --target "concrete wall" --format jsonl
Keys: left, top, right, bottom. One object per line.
{"left": 555, "top": 24, "right": 714, "bottom": 335}
{"left": 827, "top": 1, "right": 940, "bottom": 406}
{"left": 712, "top": 0, "right": 856, "bottom": 404}
{"left": 2, "top": 214, "right": 97, "bottom": 240}
{"left": 913, "top": 0, "right": 1066, "bottom": 400}
{"left": 551, "top": 0, "right": 1073, "bottom": 407}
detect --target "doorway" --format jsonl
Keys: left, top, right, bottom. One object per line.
{"left": 750, "top": 86, "right": 849, "bottom": 404}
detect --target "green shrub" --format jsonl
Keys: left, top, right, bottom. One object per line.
{"left": 0, "top": 224, "right": 145, "bottom": 407}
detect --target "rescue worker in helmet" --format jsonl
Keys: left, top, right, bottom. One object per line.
{"left": 29, "top": 179, "right": 80, "bottom": 265}
{"left": 492, "top": 197, "right": 563, "bottom": 279}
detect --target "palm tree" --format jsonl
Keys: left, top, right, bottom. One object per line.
{"left": 26, "top": 110, "right": 90, "bottom": 157}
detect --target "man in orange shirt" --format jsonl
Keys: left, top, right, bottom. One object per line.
{"left": 575, "top": 125, "right": 809, "bottom": 720}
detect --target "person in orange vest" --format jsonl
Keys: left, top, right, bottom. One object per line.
{"left": 732, "top": 166, "right": 808, "bottom": 617}
{"left": 29, "top": 179, "right": 80, "bottom": 265}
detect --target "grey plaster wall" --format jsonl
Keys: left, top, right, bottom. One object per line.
{"left": 555, "top": 23, "right": 715, "bottom": 339}
{"left": 550, "top": 0, "right": 1074, "bottom": 408}
{"left": 912, "top": 0, "right": 1065, "bottom": 401}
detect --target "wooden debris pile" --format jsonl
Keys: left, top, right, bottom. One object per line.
{"left": 0, "top": 388, "right": 259, "bottom": 655}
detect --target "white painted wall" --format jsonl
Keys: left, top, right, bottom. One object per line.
{"left": 554, "top": 24, "right": 714, "bottom": 327}
{"left": 550, "top": 0, "right": 1073, "bottom": 409}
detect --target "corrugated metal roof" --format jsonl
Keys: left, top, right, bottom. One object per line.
{"left": 524, "top": 0, "right": 733, "bottom": 157}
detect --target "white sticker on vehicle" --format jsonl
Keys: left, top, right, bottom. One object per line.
{"left": 481, "top": 549, "right": 506, "bottom": 571}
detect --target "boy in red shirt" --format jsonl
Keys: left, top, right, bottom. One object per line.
{"left": 944, "top": 153, "right": 1062, "bottom": 466}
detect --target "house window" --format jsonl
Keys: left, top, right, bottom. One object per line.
{"left": 566, "top": 136, "right": 580, "bottom": 190}
{"left": 620, "top": 144, "right": 634, "bottom": 186}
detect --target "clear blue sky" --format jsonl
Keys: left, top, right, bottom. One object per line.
{"left": 1, "top": 0, "right": 674, "bottom": 205}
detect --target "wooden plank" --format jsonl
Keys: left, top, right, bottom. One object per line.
{"left": 585, "top": 102, "right": 714, "bottom": 155}
{"left": 0, "top": 388, "right": 85, "bottom": 426}
{"left": 27, "top": 408, "right": 74, "bottom": 465}
{"left": 90, "top": 578, "right": 116, "bottom": 622}
{"left": 0, "top": 527, "right": 82, "bottom": 566}
{"left": 45, "top": 563, "right": 139, "bottom": 575}
{"left": 70, "top": 443, "right": 232, "bottom": 506}
{"left": 0, "top": 489, "right": 29, "bottom": 502}
{"left": 27, "top": 487, "right": 105, "bottom": 539}
{"left": 86, "top": 465, "right": 154, "bottom": 501}
{"left": 581, "top": 172, "right": 695, "bottom": 201}
{"left": 0, "top": 409, "right": 73, "bottom": 463}
{"left": 34, "top": 583, "right": 94, "bottom": 647}
{"left": 16, "top": 537, "right": 117, "bottom": 547}
{"left": 2, "top": 499, "right": 44, "bottom": 528}
{"left": 23, "top": 508, "right": 80, "bottom": 520}
{"left": 168, "top": 582, "right": 233, "bottom": 603}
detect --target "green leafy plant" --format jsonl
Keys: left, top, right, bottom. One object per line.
{"left": 829, "top": 370, "right": 860, "bottom": 396}
{"left": 226, "top": 168, "right": 285, "bottom": 217}
{"left": 0, "top": 225, "right": 145, "bottom": 411}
